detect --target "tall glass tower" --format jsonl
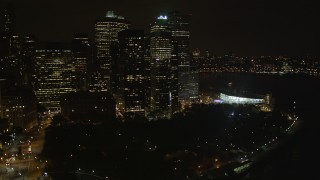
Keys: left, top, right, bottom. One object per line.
{"left": 33, "top": 43, "right": 77, "bottom": 112}
{"left": 149, "top": 15, "right": 174, "bottom": 118}
{"left": 118, "top": 29, "right": 146, "bottom": 117}
{"left": 169, "top": 11, "right": 199, "bottom": 109}
{"left": 94, "top": 11, "right": 130, "bottom": 91}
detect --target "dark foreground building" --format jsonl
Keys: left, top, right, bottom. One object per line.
{"left": 60, "top": 91, "right": 116, "bottom": 123}
{"left": 1, "top": 86, "right": 37, "bottom": 132}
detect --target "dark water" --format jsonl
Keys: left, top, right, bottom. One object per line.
{"left": 200, "top": 72, "right": 320, "bottom": 107}
{"left": 200, "top": 73, "right": 320, "bottom": 180}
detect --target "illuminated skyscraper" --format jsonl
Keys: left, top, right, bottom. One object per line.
{"left": 118, "top": 29, "right": 146, "bottom": 117}
{"left": 149, "top": 15, "right": 174, "bottom": 118}
{"left": 20, "top": 35, "right": 37, "bottom": 87}
{"left": 169, "top": 11, "right": 190, "bottom": 66}
{"left": 94, "top": 11, "right": 130, "bottom": 91}
{"left": 33, "top": 43, "right": 77, "bottom": 112}
{"left": 168, "top": 11, "right": 198, "bottom": 108}
{"left": 72, "top": 34, "right": 92, "bottom": 91}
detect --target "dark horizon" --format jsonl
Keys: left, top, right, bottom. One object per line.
{"left": 1, "top": 0, "right": 320, "bottom": 56}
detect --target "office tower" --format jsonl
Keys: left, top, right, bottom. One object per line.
{"left": 110, "top": 41, "right": 120, "bottom": 94}
{"left": 118, "top": 29, "right": 146, "bottom": 117}
{"left": 20, "top": 35, "right": 38, "bottom": 87}
{"left": 169, "top": 11, "right": 190, "bottom": 66}
{"left": 94, "top": 11, "right": 130, "bottom": 91}
{"left": 149, "top": 15, "right": 173, "bottom": 118}
{"left": 33, "top": 43, "right": 77, "bottom": 112}
{"left": 72, "top": 34, "right": 92, "bottom": 91}
{"left": 143, "top": 37, "right": 152, "bottom": 115}
{"left": 178, "top": 64, "right": 199, "bottom": 109}
{"left": 89, "top": 66, "right": 108, "bottom": 92}
{"left": 168, "top": 11, "right": 198, "bottom": 109}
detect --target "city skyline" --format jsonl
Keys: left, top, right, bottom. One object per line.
{"left": 0, "top": 3, "right": 319, "bottom": 180}
{"left": 0, "top": 1, "right": 319, "bottom": 180}
{"left": 1, "top": 0, "right": 319, "bottom": 56}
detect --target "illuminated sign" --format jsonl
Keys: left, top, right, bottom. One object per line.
{"left": 157, "top": 15, "right": 167, "bottom": 20}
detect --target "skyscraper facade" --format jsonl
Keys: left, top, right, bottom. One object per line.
{"left": 169, "top": 11, "right": 199, "bottom": 109}
{"left": 118, "top": 29, "right": 146, "bottom": 117}
{"left": 21, "top": 35, "right": 37, "bottom": 87}
{"left": 72, "top": 34, "right": 92, "bottom": 91}
{"left": 33, "top": 43, "right": 77, "bottom": 112}
{"left": 94, "top": 11, "right": 130, "bottom": 91}
{"left": 148, "top": 12, "right": 198, "bottom": 117}
{"left": 169, "top": 11, "right": 190, "bottom": 66}
{"left": 149, "top": 15, "right": 174, "bottom": 118}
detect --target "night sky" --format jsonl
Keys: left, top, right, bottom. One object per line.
{"left": 1, "top": 0, "right": 320, "bottom": 56}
